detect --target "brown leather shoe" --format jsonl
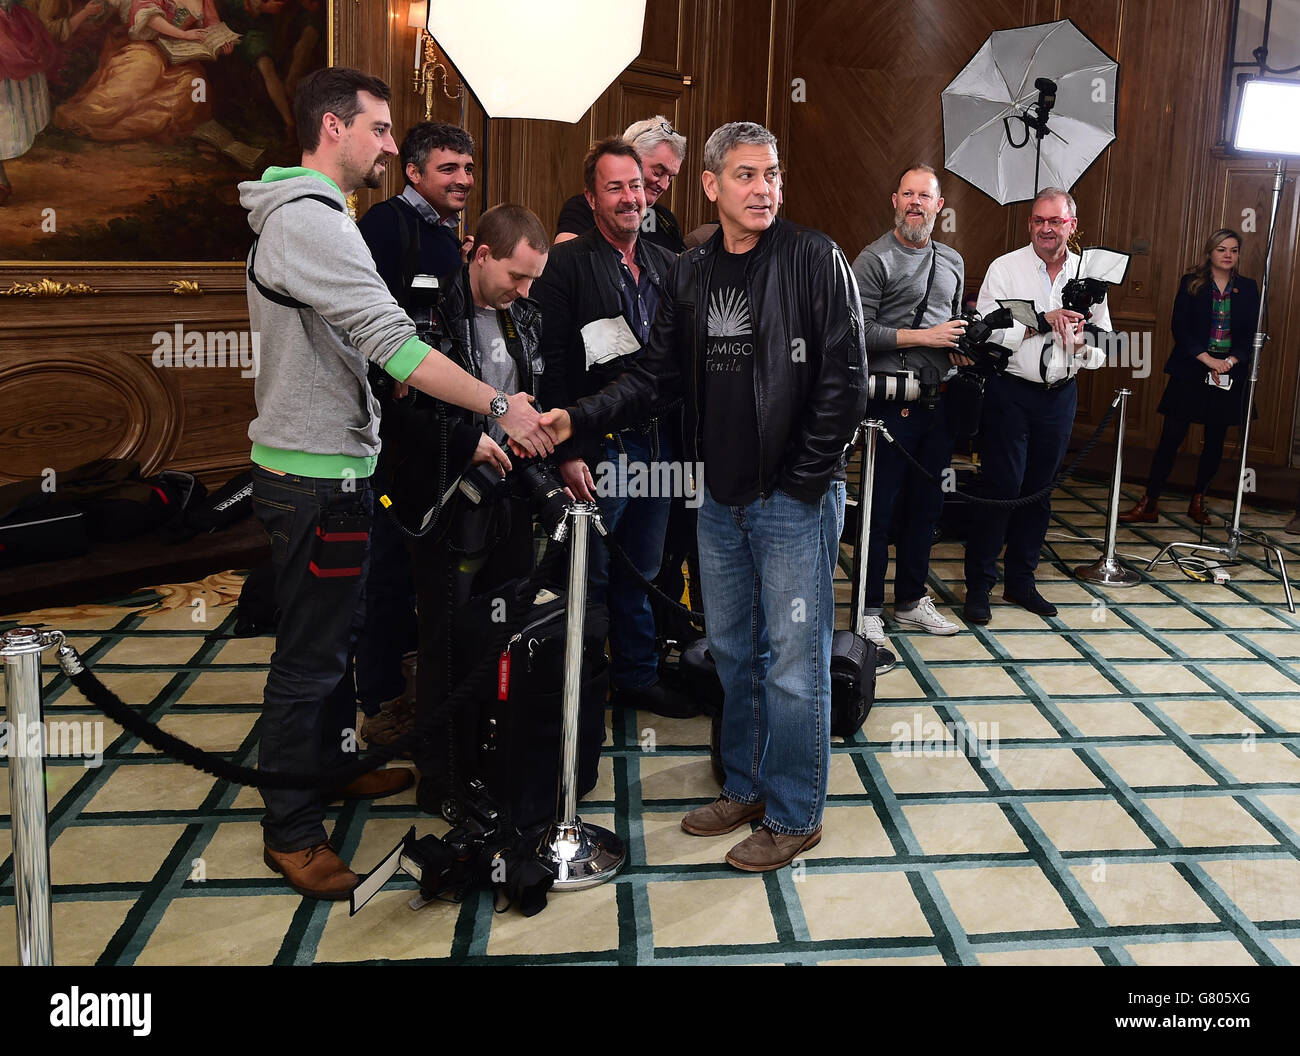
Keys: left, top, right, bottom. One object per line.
{"left": 1118, "top": 495, "right": 1158, "bottom": 523}
{"left": 1285, "top": 513, "right": 1300, "bottom": 536}
{"left": 264, "top": 842, "right": 359, "bottom": 900}
{"left": 725, "top": 825, "right": 822, "bottom": 872}
{"left": 360, "top": 695, "right": 417, "bottom": 755}
{"left": 681, "top": 796, "right": 766, "bottom": 837}
{"left": 331, "top": 767, "right": 414, "bottom": 801}
{"left": 1188, "top": 494, "right": 1211, "bottom": 526}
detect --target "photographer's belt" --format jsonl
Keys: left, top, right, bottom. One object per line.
{"left": 1005, "top": 372, "right": 1074, "bottom": 393}
{"left": 610, "top": 417, "right": 664, "bottom": 461}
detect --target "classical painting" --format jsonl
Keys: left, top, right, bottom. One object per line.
{"left": 0, "top": 0, "right": 328, "bottom": 261}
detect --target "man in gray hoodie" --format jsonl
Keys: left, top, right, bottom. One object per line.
{"left": 239, "top": 66, "right": 552, "bottom": 901}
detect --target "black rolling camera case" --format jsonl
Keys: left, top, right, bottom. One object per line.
{"left": 451, "top": 586, "right": 610, "bottom": 831}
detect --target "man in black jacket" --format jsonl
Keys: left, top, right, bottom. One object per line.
{"left": 541, "top": 122, "right": 868, "bottom": 871}
{"left": 554, "top": 116, "right": 686, "bottom": 254}
{"left": 534, "top": 137, "right": 691, "bottom": 718}
{"left": 359, "top": 121, "right": 475, "bottom": 292}
{"left": 369, "top": 204, "right": 550, "bottom": 814}
{"left": 354, "top": 121, "right": 476, "bottom": 748}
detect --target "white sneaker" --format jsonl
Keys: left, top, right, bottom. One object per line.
{"left": 860, "top": 613, "right": 890, "bottom": 648}
{"left": 893, "top": 595, "right": 959, "bottom": 636}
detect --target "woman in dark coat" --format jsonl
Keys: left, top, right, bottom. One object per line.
{"left": 1120, "top": 229, "right": 1258, "bottom": 526}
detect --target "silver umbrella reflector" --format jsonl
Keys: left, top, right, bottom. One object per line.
{"left": 942, "top": 18, "right": 1118, "bottom": 204}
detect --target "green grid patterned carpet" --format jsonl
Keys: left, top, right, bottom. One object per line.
{"left": 3, "top": 481, "right": 1300, "bottom": 965}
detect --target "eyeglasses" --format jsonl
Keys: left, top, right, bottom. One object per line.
{"left": 1029, "top": 215, "right": 1073, "bottom": 229}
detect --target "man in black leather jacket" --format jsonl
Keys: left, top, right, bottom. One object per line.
{"left": 534, "top": 137, "right": 692, "bottom": 718}
{"left": 372, "top": 204, "right": 550, "bottom": 815}
{"left": 542, "top": 122, "right": 867, "bottom": 871}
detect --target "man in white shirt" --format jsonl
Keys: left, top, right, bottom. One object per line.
{"left": 963, "top": 187, "right": 1110, "bottom": 625}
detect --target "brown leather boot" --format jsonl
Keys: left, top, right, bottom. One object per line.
{"left": 1118, "top": 495, "right": 1158, "bottom": 523}
{"left": 331, "top": 767, "right": 414, "bottom": 801}
{"left": 1188, "top": 494, "right": 1211, "bottom": 526}
{"left": 264, "top": 842, "right": 359, "bottom": 900}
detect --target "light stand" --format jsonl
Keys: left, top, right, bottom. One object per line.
{"left": 1147, "top": 79, "right": 1300, "bottom": 612}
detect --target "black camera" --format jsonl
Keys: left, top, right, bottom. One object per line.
{"left": 403, "top": 780, "right": 554, "bottom": 916}
{"left": 459, "top": 454, "right": 570, "bottom": 541}
{"left": 406, "top": 274, "right": 442, "bottom": 344}
{"left": 1061, "top": 277, "right": 1109, "bottom": 320}
{"left": 952, "top": 308, "right": 1014, "bottom": 378}
{"left": 866, "top": 363, "right": 942, "bottom": 411}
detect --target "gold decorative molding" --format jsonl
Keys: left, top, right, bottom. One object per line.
{"left": 345, "top": 192, "right": 359, "bottom": 221}
{"left": 170, "top": 280, "right": 204, "bottom": 295}
{"left": 2, "top": 278, "right": 100, "bottom": 297}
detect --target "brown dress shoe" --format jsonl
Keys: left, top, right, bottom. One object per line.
{"left": 1285, "top": 513, "right": 1300, "bottom": 536}
{"left": 681, "top": 796, "right": 766, "bottom": 837}
{"left": 1118, "top": 495, "right": 1158, "bottom": 523}
{"left": 1187, "top": 494, "right": 1211, "bottom": 526}
{"left": 331, "top": 767, "right": 414, "bottom": 801}
{"left": 725, "top": 825, "right": 822, "bottom": 872}
{"left": 264, "top": 842, "right": 359, "bottom": 900}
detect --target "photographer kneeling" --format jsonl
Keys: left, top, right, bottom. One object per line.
{"left": 850, "top": 165, "right": 968, "bottom": 653}
{"left": 371, "top": 204, "right": 553, "bottom": 815}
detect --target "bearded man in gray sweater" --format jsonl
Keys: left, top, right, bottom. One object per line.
{"left": 238, "top": 66, "right": 552, "bottom": 901}
{"left": 850, "top": 164, "right": 968, "bottom": 656}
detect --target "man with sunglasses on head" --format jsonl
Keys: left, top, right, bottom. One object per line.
{"left": 555, "top": 116, "right": 687, "bottom": 254}
{"left": 962, "top": 186, "right": 1109, "bottom": 626}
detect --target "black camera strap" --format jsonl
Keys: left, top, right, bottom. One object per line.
{"left": 910, "top": 243, "right": 939, "bottom": 330}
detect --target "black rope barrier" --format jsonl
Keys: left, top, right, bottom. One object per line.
{"left": 598, "top": 526, "right": 706, "bottom": 631}
{"left": 878, "top": 398, "right": 1117, "bottom": 511}
{"left": 54, "top": 541, "right": 569, "bottom": 792}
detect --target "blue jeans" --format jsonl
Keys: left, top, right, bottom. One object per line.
{"left": 252, "top": 467, "right": 371, "bottom": 852}
{"left": 696, "top": 481, "right": 845, "bottom": 835}
{"left": 863, "top": 391, "right": 957, "bottom": 612}
{"left": 587, "top": 427, "right": 674, "bottom": 690}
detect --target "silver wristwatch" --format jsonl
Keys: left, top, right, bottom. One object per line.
{"left": 488, "top": 390, "right": 510, "bottom": 420}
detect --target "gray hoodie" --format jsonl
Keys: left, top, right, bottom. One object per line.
{"left": 239, "top": 166, "right": 431, "bottom": 479}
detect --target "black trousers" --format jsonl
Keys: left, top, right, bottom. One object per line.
{"left": 1145, "top": 416, "right": 1230, "bottom": 500}
{"left": 964, "top": 375, "right": 1076, "bottom": 596}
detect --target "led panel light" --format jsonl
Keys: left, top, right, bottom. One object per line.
{"left": 1234, "top": 79, "right": 1300, "bottom": 156}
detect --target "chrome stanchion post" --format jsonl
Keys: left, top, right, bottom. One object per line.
{"left": 535, "top": 502, "right": 626, "bottom": 889}
{"left": 850, "top": 420, "right": 880, "bottom": 637}
{"left": 1075, "top": 389, "right": 1140, "bottom": 586}
{"left": 846, "top": 419, "right": 897, "bottom": 673}
{"left": 1, "top": 627, "right": 63, "bottom": 966}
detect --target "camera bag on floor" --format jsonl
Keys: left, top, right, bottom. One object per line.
{"left": 0, "top": 502, "right": 90, "bottom": 568}
{"left": 443, "top": 583, "right": 610, "bottom": 831}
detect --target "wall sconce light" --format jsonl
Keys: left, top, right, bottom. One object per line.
{"left": 409, "top": 0, "right": 463, "bottom": 122}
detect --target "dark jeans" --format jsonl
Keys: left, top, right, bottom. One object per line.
{"left": 964, "top": 375, "right": 1076, "bottom": 597}
{"left": 587, "top": 426, "right": 674, "bottom": 689}
{"left": 863, "top": 391, "right": 957, "bottom": 612}
{"left": 1146, "top": 416, "right": 1230, "bottom": 500}
{"left": 251, "top": 467, "right": 372, "bottom": 853}
{"left": 353, "top": 507, "right": 417, "bottom": 715}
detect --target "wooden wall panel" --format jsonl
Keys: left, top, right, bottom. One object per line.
{"left": 782, "top": 0, "right": 1031, "bottom": 279}
{"left": 1067, "top": 0, "right": 1230, "bottom": 445}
